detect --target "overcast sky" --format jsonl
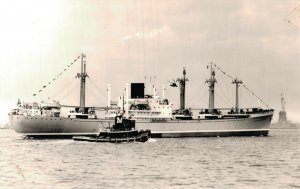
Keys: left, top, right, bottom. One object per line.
{"left": 0, "top": 0, "right": 299, "bottom": 123}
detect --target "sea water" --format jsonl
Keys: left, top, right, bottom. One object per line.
{"left": 0, "top": 129, "right": 299, "bottom": 189}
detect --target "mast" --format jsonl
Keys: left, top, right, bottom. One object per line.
{"left": 232, "top": 78, "right": 243, "bottom": 113}
{"left": 122, "top": 94, "right": 125, "bottom": 113}
{"left": 153, "top": 84, "right": 156, "bottom": 97}
{"left": 76, "top": 53, "right": 88, "bottom": 113}
{"left": 162, "top": 84, "right": 165, "bottom": 99}
{"left": 107, "top": 84, "right": 111, "bottom": 108}
{"left": 205, "top": 63, "right": 217, "bottom": 112}
{"left": 177, "top": 67, "right": 188, "bottom": 110}
{"left": 125, "top": 83, "right": 130, "bottom": 118}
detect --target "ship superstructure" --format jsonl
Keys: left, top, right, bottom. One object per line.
{"left": 101, "top": 64, "right": 274, "bottom": 137}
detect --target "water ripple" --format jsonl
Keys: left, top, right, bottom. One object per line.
{"left": 0, "top": 129, "right": 299, "bottom": 188}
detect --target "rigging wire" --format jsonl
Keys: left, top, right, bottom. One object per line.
{"left": 188, "top": 81, "right": 206, "bottom": 108}
{"left": 86, "top": 83, "right": 106, "bottom": 106}
{"left": 135, "top": 0, "right": 140, "bottom": 71}
{"left": 212, "top": 64, "right": 270, "bottom": 108}
{"left": 215, "top": 90, "right": 231, "bottom": 108}
{"left": 241, "top": 87, "right": 258, "bottom": 107}
{"left": 50, "top": 77, "right": 77, "bottom": 100}
{"left": 200, "top": 81, "right": 209, "bottom": 108}
{"left": 58, "top": 83, "right": 78, "bottom": 102}
{"left": 216, "top": 82, "right": 233, "bottom": 108}
{"left": 87, "top": 77, "right": 107, "bottom": 100}
{"left": 154, "top": 0, "right": 161, "bottom": 70}
{"left": 141, "top": 0, "right": 146, "bottom": 68}
{"left": 32, "top": 54, "right": 81, "bottom": 98}
{"left": 125, "top": 0, "right": 130, "bottom": 64}
{"left": 203, "top": 83, "right": 208, "bottom": 108}
{"left": 76, "top": 74, "right": 79, "bottom": 105}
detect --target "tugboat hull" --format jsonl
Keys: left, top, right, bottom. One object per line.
{"left": 73, "top": 130, "right": 151, "bottom": 143}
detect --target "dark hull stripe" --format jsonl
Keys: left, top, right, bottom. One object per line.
{"left": 25, "top": 130, "right": 269, "bottom": 139}
{"left": 152, "top": 130, "right": 269, "bottom": 138}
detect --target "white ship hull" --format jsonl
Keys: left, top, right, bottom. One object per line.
{"left": 9, "top": 112, "right": 273, "bottom": 138}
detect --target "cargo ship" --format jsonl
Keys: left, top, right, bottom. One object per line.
{"left": 9, "top": 54, "right": 274, "bottom": 138}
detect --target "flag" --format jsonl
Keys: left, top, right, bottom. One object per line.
{"left": 287, "top": 5, "right": 300, "bottom": 28}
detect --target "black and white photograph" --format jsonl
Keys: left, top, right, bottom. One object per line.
{"left": 0, "top": 0, "right": 299, "bottom": 188}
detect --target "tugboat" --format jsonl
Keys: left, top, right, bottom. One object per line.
{"left": 72, "top": 114, "right": 151, "bottom": 143}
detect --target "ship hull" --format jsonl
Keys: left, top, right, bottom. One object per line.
{"left": 9, "top": 115, "right": 113, "bottom": 138}
{"left": 9, "top": 112, "right": 273, "bottom": 138}
{"left": 136, "top": 113, "right": 272, "bottom": 137}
